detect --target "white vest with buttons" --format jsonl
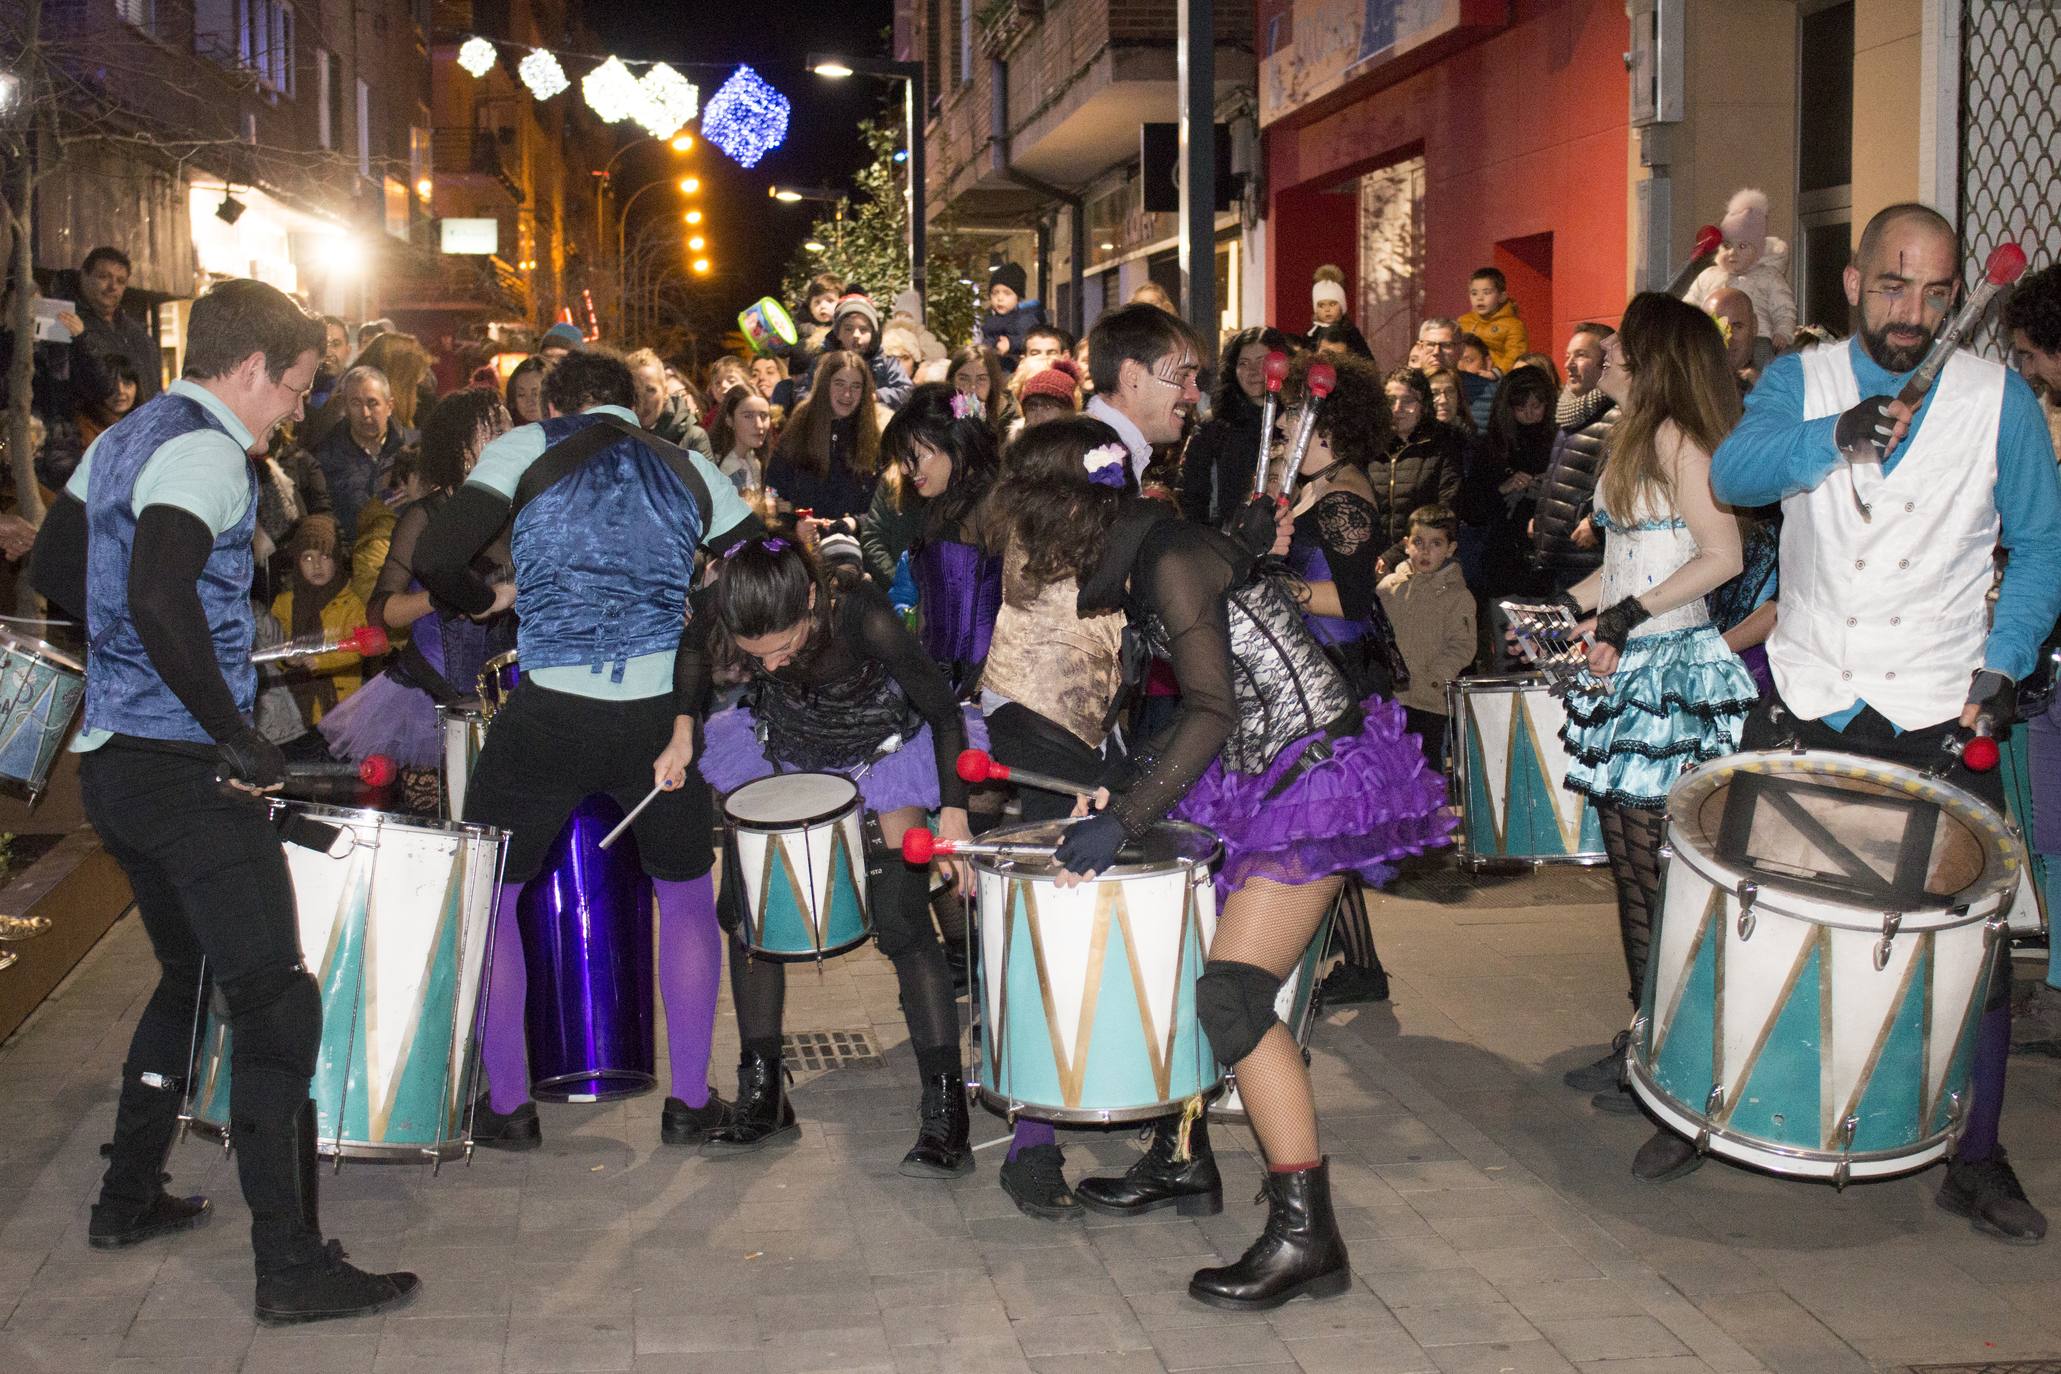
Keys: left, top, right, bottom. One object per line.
{"left": 1767, "top": 342, "right": 2004, "bottom": 731}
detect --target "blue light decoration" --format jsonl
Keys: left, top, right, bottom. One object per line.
{"left": 702, "top": 65, "right": 790, "bottom": 169}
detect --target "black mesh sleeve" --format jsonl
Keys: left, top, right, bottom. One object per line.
{"left": 1309, "top": 490, "right": 1382, "bottom": 624}
{"left": 846, "top": 586, "right": 969, "bottom": 810}
{"left": 414, "top": 484, "right": 508, "bottom": 617}
{"left": 27, "top": 491, "right": 87, "bottom": 621}
{"left": 366, "top": 501, "right": 431, "bottom": 629}
{"left": 1109, "top": 530, "right": 1237, "bottom": 837}
{"left": 130, "top": 505, "right": 248, "bottom": 742}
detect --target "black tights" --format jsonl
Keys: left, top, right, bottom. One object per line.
{"left": 1596, "top": 801, "right": 1667, "bottom": 1007}
{"left": 1325, "top": 880, "right": 1383, "bottom": 974}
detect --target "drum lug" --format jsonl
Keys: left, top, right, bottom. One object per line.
{"left": 1735, "top": 881, "right": 1758, "bottom": 942}
{"left": 1872, "top": 912, "right": 1902, "bottom": 971}
{"left": 1695, "top": 1085, "right": 1723, "bottom": 1153}
{"left": 1832, "top": 1114, "right": 1859, "bottom": 1191}
{"left": 1946, "top": 1090, "right": 1966, "bottom": 1142}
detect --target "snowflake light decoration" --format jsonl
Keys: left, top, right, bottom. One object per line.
{"left": 702, "top": 65, "right": 790, "bottom": 169}
{"left": 582, "top": 55, "right": 645, "bottom": 124}
{"left": 456, "top": 36, "right": 496, "bottom": 79}
{"left": 636, "top": 63, "right": 699, "bottom": 139}
{"left": 518, "top": 48, "right": 568, "bottom": 101}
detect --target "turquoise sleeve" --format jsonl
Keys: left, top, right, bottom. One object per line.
{"left": 132, "top": 434, "right": 252, "bottom": 535}
{"left": 465, "top": 425, "right": 547, "bottom": 500}
{"left": 694, "top": 452, "right": 753, "bottom": 544}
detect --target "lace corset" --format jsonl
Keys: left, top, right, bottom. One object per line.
{"left": 1598, "top": 509, "right": 1710, "bottom": 637}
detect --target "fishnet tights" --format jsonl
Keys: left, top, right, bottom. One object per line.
{"left": 1210, "top": 874, "right": 1344, "bottom": 1167}
{"left": 1596, "top": 801, "right": 1667, "bottom": 1007}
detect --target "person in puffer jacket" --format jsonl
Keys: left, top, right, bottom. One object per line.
{"left": 1528, "top": 324, "right": 1619, "bottom": 590}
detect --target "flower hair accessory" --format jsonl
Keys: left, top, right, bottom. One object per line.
{"left": 950, "top": 391, "right": 981, "bottom": 421}
{"left": 722, "top": 536, "right": 791, "bottom": 561}
{"left": 1083, "top": 442, "right": 1127, "bottom": 489}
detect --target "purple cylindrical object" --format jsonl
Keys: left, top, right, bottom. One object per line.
{"left": 914, "top": 538, "right": 1001, "bottom": 671}
{"left": 517, "top": 794, "right": 657, "bottom": 1102}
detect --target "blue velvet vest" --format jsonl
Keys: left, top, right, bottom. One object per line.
{"left": 512, "top": 413, "right": 702, "bottom": 680}
{"left": 84, "top": 393, "right": 259, "bottom": 742}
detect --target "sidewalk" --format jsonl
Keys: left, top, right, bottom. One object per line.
{"left": 0, "top": 859, "right": 2055, "bottom": 1374}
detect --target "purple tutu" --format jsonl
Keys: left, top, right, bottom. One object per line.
{"left": 317, "top": 671, "right": 443, "bottom": 768}
{"left": 698, "top": 704, "right": 989, "bottom": 814}
{"left": 1174, "top": 695, "right": 1455, "bottom": 899}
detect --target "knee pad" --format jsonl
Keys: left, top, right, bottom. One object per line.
{"left": 222, "top": 964, "right": 322, "bottom": 1080}
{"left": 1196, "top": 960, "right": 1283, "bottom": 1066}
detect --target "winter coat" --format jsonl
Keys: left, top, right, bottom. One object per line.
{"left": 1457, "top": 300, "right": 1530, "bottom": 373}
{"left": 979, "top": 302, "right": 1046, "bottom": 373}
{"left": 765, "top": 414, "right": 877, "bottom": 523}
{"left": 1378, "top": 559, "right": 1476, "bottom": 715}
{"left": 1365, "top": 421, "right": 1466, "bottom": 568}
{"left": 789, "top": 348, "right": 913, "bottom": 413}
{"left": 1529, "top": 402, "right": 1618, "bottom": 581}
{"left": 1177, "top": 391, "right": 1264, "bottom": 525}
{"left": 1685, "top": 239, "right": 1798, "bottom": 343}
{"left": 268, "top": 582, "right": 370, "bottom": 723}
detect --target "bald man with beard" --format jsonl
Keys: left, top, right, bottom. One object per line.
{"left": 1703, "top": 286, "right": 1761, "bottom": 391}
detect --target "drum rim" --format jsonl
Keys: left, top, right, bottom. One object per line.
{"left": 1665, "top": 747, "right": 2022, "bottom": 922}
{"left": 435, "top": 701, "right": 490, "bottom": 723}
{"left": 967, "top": 818, "right": 1224, "bottom": 879}
{"left": 0, "top": 624, "right": 86, "bottom": 674}
{"left": 1447, "top": 672, "right": 1549, "bottom": 699}
{"left": 974, "top": 1086, "right": 1223, "bottom": 1126}
{"left": 723, "top": 770, "right": 862, "bottom": 830}
{"left": 269, "top": 797, "right": 508, "bottom": 844}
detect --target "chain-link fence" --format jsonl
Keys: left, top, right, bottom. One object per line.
{"left": 1959, "top": 0, "right": 2060, "bottom": 357}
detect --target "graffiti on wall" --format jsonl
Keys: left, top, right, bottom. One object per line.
{"left": 1260, "top": 0, "right": 1466, "bottom": 126}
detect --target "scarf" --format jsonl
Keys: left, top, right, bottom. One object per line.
{"left": 286, "top": 569, "right": 344, "bottom": 720}
{"left": 1556, "top": 385, "right": 1612, "bottom": 432}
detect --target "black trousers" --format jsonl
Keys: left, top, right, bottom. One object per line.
{"left": 984, "top": 702, "right": 1110, "bottom": 824}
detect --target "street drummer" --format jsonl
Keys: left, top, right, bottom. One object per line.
{"left": 414, "top": 348, "right": 764, "bottom": 1152}
{"left": 26, "top": 278, "right": 419, "bottom": 1323}
{"left": 1696, "top": 203, "right": 2061, "bottom": 1242}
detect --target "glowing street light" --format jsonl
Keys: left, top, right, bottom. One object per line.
{"left": 670, "top": 132, "right": 695, "bottom": 151}
{"left": 688, "top": 235, "right": 706, "bottom": 250}
{"left": 768, "top": 186, "right": 802, "bottom": 203}
{"left": 692, "top": 257, "right": 712, "bottom": 275}
{"left": 678, "top": 176, "right": 700, "bottom": 194}
{"left": 684, "top": 208, "right": 703, "bottom": 225}
{"left": 415, "top": 177, "right": 433, "bottom": 200}
{"left": 808, "top": 58, "right": 855, "bottom": 78}
{"left": 803, "top": 239, "right": 827, "bottom": 253}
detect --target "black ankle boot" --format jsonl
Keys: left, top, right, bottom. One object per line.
{"left": 467, "top": 1092, "right": 542, "bottom": 1152}
{"left": 247, "top": 1101, "right": 419, "bottom": 1325}
{"left": 700, "top": 1050, "right": 798, "bottom": 1155}
{"left": 1188, "top": 1159, "right": 1351, "bottom": 1311}
{"left": 661, "top": 1091, "right": 732, "bottom": 1146}
{"left": 899, "top": 1072, "right": 973, "bottom": 1178}
{"left": 1076, "top": 1111, "right": 1222, "bottom": 1217}
{"left": 89, "top": 1071, "right": 210, "bottom": 1250}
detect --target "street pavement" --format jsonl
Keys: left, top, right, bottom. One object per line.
{"left": 0, "top": 859, "right": 2056, "bottom": 1374}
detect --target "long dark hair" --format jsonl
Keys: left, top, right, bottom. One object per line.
{"left": 1214, "top": 326, "right": 1297, "bottom": 418}
{"left": 986, "top": 416, "right": 1133, "bottom": 590}
{"left": 1484, "top": 365, "right": 1558, "bottom": 463}
{"left": 707, "top": 536, "right": 835, "bottom": 675}
{"left": 710, "top": 383, "right": 771, "bottom": 459}
{"left": 1600, "top": 292, "right": 1743, "bottom": 522}
{"left": 879, "top": 383, "right": 1000, "bottom": 529}
{"left": 1287, "top": 352, "right": 1390, "bottom": 469}
{"left": 779, "top": 350, "right": 881, "bottom": 477}
{"left": 418, "top": 389, "right": 510, "bottom": 491}
{"left": 945, "top": 345, "right": 1009, "bottom": 430}
{"left": 504, "top": 356, "right": 549, "bottom": 423}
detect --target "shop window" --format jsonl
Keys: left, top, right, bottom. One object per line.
{"left": 115, "top": 0, "right": 154, "bottom": 34}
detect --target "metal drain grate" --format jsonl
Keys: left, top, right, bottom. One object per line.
{"left": 1904, "top": 1363, "right": 2061, "bottom": 1373}
{"left": 781, "top": 1030, "right": 881, "bottom": 1073}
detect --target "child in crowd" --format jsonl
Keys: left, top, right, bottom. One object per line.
{"left": 1681, "top": 189, "right": 1797, "bottom": 363}
{"left": 1377, "top": 504, "right": 1475, "bottom": 772}
{"left": 978, "top": 263, "right": 1044, "bottom": 372}
{"left": 1458, "top": 267, "right": 1530, "bottom": 373}
{"left": 269, "top": 521, "right": 370, "bottom": 744}
{"left": 1310, "top": 265, "right": 1374, "bottom": 356}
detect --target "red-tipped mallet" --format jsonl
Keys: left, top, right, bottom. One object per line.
{"left": 956, "top": 748, "right": 1096, "bottom": 799}
{"left": 1664, "top": 224, "right": 1725, "bottom": 297}
{"left": 279, "top": 753, "right": 398, "bottom": 787}
{"left": 1894, "top": 242, "right": 2028, "bottom": 410}
{"left": 1279, "top": 361, "right": 1337, "bottom": 503}
{"left": 1250, "top": 350, "right": 1293, "bottom": 497}
{"left": 252, "top": 623, "right": 390, "bottom": 664}
{"left": 1943, "top": 720, "right": 2002, "bottom": 774}
{"left": 901, "top": 827, "right": 1062, "bottom": 865}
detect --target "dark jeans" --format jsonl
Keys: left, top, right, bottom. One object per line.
{"left": 985, "top": 702, "right": 1111, "bottom": 824}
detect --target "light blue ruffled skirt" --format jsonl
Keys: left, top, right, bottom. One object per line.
{"left": 1560, "top": 624, "right": 1758, "bottom": 811}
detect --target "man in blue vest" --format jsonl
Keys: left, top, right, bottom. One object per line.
{"left": 415, "top": 348, "right": 763, "bottom": 1152}
{"left": 27, "top": 278, "right": 421, "bottom": 1322}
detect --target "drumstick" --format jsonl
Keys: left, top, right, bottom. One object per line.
{"left": 901, "top": 827, "right": 1059, "bottom": 864}
{"left": 252, "top": 624, "right": 389, "bottom": 664}
{"left": 955, "top": 749, "right": 1095, "bottom": 799}
{"left": 1249, "top": 351, "right": 1291, "bottom": 497}
{"left": 1665, "top": 224, "right": 1724, "bottom": 298}
{"left": 279, "top": 754, "right": 398, "bottom": 787}
{"left": 1894, "top": 242, "right": 2027, "bottom": 409}
{"left": 1278, "top": 362, "right": 1336, "bottom": 504}
{"left": 599, "top": 780, "right": 667, "bottom": 850}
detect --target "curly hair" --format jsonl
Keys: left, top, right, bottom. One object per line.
{"left": 2005, "top": 264, "right": 2061, "bottom": 355}
{"left": 1215, "top": 326, "right": 1299, "bottom": 417}
{"left": 985, "top": 416, "right": 1132, "bottom": 590}
{"left": 418, "top": 389, "right": 510, "bottom": 491}
{"left": 1282, "top": 352, "right": 1390, "bottom": 469}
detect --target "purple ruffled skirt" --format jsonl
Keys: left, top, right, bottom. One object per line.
{"left": 1173, "top": 695, "right": 1455, "bottom": 899}
{"left": 698, "top": 704, "right": 989, "bottom": 814}
{"left": 317, "top": 671, "right": 443, "bottom": 768}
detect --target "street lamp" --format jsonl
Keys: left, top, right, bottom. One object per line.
{"left": 807, "top": 53, "right": 925, "bottom": 313}
{"left": 678, "top": 176, "right": 700, "bottom": 194}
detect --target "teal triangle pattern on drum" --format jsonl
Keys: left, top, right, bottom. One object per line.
{"left": 1726, "top": 937, "right": 1822, "bottom": 1152}
{"left": 312, "top": 876, "right": 372, "bottom": 1147}
{"left": 1462, "top": 716, "right": 1502, "bottom": 855}
{"left": 1080, "top": 906, "right": 1147, "bottom": 1109}
{"left": 1931, "top": 949, "right": 1984, "bottom": 1138}
{"left": 753, "top": 839, "right": 817, "bottom": 954}
{"left": 1650, "top": 902, "right": 1719, "bottom": 1111}
{"left": 1848, "top": 939, "right": 1928, "bottom": 1153}
{"left": 821, "top": 831, "right": 867, "bottom": 950}
{"left": 1173, "top": 892, "right": 1214, "bottom": 1087}
{"left": 998, "top": 882, "right": 1063, "bottom": 1107}
{"left": 385, "top": 872, "right": 463, "bottom": 1144}
{"left": 1502, "top": 708, "right": 1564, "bottom": 856}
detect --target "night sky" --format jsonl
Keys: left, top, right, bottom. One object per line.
{"left": 584, "top": 1, "right": 899, "bottom": 320}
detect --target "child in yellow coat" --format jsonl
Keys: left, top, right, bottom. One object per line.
{"left": 270, "top": 519, "right": 369, "bottom": 728}
{"left": 1457, "top": 267, "right": 1530, "bottom": 374}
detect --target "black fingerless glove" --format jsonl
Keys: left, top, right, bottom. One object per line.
{"left": 1550, "top": 590, "right": 1582, "bottom": 620}
{"left": 1835, "top": 395, "right": 1897, "bottom": 463}
{"left": 217, "top": 725, "right": 286, "bottom": 790}
{"left": 1053, "top": 811, "right": 1126, "bottom": 877}
{"left": 1591, "top": 597, "right": 1652, "bottom": 651}
{"left": 1966, "top": 668, "right": 2018, "bottom": 728}
{"left": 1226, "top": 495, "right": 1281, "bottom": 558}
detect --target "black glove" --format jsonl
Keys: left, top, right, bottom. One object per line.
{"left": 1966, "top": 668, "right": 2018, "bottom": 728}
{"left": 1591, "top": 597, "right": 1652, "bottom": 651}
{"left": 217, "top": 725, "right": 286, "bottom": 790}
{"left": 1053, "top": 810, "right": 1126, "bottom": 877}
{"left": 1226, "top": 495, "right": 1281, "bottom": 558}
{"left": 1550, "top": 590, "right": 1582, "bottom": 621}
{"left": 1834, "top": 395, "right": 1897, "bottom": 463}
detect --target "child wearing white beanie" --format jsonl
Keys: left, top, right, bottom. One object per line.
{"left": 1311, "top": 264, "right": 1350, "bottom": 327}
{"left": 1682, "top": 189, "right": 1798, "bottom": 356}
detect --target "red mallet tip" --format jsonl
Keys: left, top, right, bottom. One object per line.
{"left": 1263, "top": 351, "right": 1290, "bottom": 389}
{"left": 350, "top": 625, "right": 390, "bottom": 656}
{"left": 358, "top": 754, "right": 398, "bottom": 787}
{"left": 901, "top": 827, "right": 938, "bottom": 863}
{"left": 1961, "top": 735, "right": 2000, "bottom": 773}
{"left": 1693, "top": 224, "right": 1723, "bottom": 258}
{"left": 1985, "top": 242, "right": 2028, "bottom": 287}
{"left": 956, "top": 749, "right": 993, "bottom": 783}
{"left": 1307, "top": 362, "right": 1337, "bottom": 397}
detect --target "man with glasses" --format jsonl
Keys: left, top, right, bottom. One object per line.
{"left": 1084, "top": 302, "right": 1204, "bottom": 482}
{"left": 1682, "top": 204, "right": 2061, "bottom": 1243}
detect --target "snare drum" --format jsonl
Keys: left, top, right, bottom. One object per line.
{"left": 477, "top": 650, "right": 520, "bottom": 720}
{"left": 186, "top": 803, "right": 505, "bottom": 1161}
{"left": 0, "top": 629, "right": 85, "bottom": 801}
{"left": 723, "top": 773, "right": 872, "bottom": 960}
{"left": 1996, "top": 726, "right": 2053, "bottom": 936}
{"left": 1628, "top": 751, "right": 2020, "bottom": 1182}
{"left": 1449, "top": 675, "right": 1605, "bottom": 866}
{"left": 437, "top": 703, "right": 488, "bottom": 822}
{"left": 1214, "top": 889, "right": 1339, "bottom": 1121}
{"left": 973, "top": 819, "right": 1222, "bottom": 1124}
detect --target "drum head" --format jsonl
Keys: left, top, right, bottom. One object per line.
{"left": 725, "top": 772, "right": 860, "bottom": 827}
{"left": 0, "top": 625, "right": 84, "bottom": 673}
{"left": 1669, "top": 751, "right": 2017, "bottom": 915}
{"left": 971, "top": 819, "right": 1221, "bottom": 878}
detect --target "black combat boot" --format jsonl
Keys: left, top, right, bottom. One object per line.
{"left": 699, "top": 1049, "right": 799, "bottom": 1155}
{"left": 1075, "top": 1111, "right": 1222, "bottom": 1217}
{"left": 899, "top": 1072, "right": 973, "bottom": 1178}
{"left": 1188, "top": 1159, "right": 1351, "bottom": 1311}
{"left": 88, "top": 1071, "right": 210, "bottom": 1250}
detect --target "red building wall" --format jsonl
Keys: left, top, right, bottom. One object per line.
{"left": 1265, "top": 0, "right": 1630, "bottom": 361}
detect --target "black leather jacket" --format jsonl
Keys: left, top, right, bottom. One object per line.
{"left": 1530, "top": 404, "right": 1618, "bottom": 578}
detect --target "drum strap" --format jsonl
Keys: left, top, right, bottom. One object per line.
{"left": 271, "top": 808, "right": 346, "bottom": 855}
{"left": 512, "top": 414, "right": 715, "bottom": 534}
{"left": 1260, "top": 708, "right": 1362, "bottom": 802}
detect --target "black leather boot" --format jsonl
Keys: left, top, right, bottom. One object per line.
{"left": 1076, "top": 1111, "right": 1222, "bottom": 1217}
{"left": 467, "top": 1092, "right": 542, "bottom": 1151}
{"left": 699, "top": 1050, "right": 798, "bottom": 1155}
{"left": 249, "top": 1101, "right": 419, "bottom": 1325}
{"left": 899, "top": 1072, "right": 973, "bottom": 1178}
{"left": 1188, "top": 1159, "right": 1351, "bottom": 1311}
{"left": 89, "top": 1071, "right": 210, "bottom": 1250}
{"left": 661, "top": 1091, "right": 733, "bottom": 1146}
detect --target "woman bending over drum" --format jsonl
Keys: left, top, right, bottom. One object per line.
{"left": 689, "top": 537, "right": 981, "bottom": 1176}
{"left": 987, "top": 418, "right": 1452, "bottom": 1310}
{"left": 1549, "top": 292, "right": 1758, "bottom": 1119}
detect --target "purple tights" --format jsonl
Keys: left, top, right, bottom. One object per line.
{"left": 1007, "top": 1118, "right": 1056, "bottom": 1161}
